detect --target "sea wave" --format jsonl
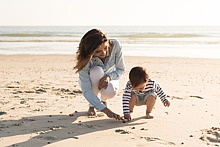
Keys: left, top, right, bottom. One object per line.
{"left": 0, "top": 33, "right": 79, "bottom": 37}
{"left": 121, "top": 33, "right": 203, "bottom": 38}
{"left": 1, "top": 39, "right": 220, "bottom": 45}
{"left": 0, "top": 40, "right": 79, "bottom": 42}
{"left": 0, "top": 33, "right": 204, "bottom": 38}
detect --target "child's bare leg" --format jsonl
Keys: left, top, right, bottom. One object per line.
{"left": 146, "top": 96, "right": 156, "bottom": 119}
{"left": 87, "top": 107, "right": 96, "bottom": 116}
{"left": 129, "top": 94, "right": 137, "bottom": 113}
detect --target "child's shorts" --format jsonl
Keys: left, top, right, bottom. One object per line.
{"left": 132, "top": 90, "right": 157, "bottom": 105}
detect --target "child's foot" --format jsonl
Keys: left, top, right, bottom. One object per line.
{"left": 146, "top": 112, "right": 154, "bottom": 119}
{"left": 87, "top": 107, "right": 96, "bottom": 116}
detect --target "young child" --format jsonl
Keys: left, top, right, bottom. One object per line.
{"left": 122, "top": 66, "right": 170, "bottom": 120}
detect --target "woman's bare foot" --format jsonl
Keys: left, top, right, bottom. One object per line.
{"left": 87, "top": 107, "right": 96, "bottom": 116}
{"left": 146, "top": 112, "right": 154, "bottom": 119}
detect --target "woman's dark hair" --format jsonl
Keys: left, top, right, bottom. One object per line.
{"left": 74, "top": 29, "right": 110, "bottom": 73}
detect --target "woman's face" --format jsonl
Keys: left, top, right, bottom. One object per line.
{"left": 93, "top": 41, "right": 109, "bottom": 59}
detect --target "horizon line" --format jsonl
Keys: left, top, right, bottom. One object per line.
{"left": 1, "top": 25, "right": 220, "bottom": 27}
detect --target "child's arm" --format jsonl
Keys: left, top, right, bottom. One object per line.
{"left": 122, "top": 81, "right": 132, "bottom": 114}
{"left": 152, "top": 79, "right": 170, "bottom": 106}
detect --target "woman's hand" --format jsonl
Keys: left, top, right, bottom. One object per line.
{"left": 98, "top": 75, "right": 110, "bottom": 90}
{"left": 101, "top": 107, "right": 121, "bottom": 120}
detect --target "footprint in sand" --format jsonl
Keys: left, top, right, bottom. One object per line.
{"left": 35, "top": 135, "right": 58, "bottom": 141}
{"left": 115, "top": 129, "right": 130, "bottom": 134}
{"left": 0, "top": 112, "right": 7, "bottom": 115}
{"left": 143, "top": 137, "right": 175, "bottom": 145}
{"left": 200, "top": 127, "right": 220, "bottom": 144}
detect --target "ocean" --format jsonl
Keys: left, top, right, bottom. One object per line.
{"left": 0, "top": 26, "right": 220, "bottom": 59}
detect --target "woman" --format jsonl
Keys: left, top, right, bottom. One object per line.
{"left": 74, "top": 29, "right": 125, "bottom": 120}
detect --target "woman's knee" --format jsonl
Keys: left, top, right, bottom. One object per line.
{"left": 100, "top": 80, "right": 119, "bottom": 100}
{"left": 101, "top": 84, "right": 117, "bottom": 99}
{"left": 101, "top": 89, "right": 117, "bottom": 99}
{"left": 89, "top": 66, "right": 104, "bottom": 77}
{"left": 89, "top": 66, "right": 104, "bottom": 86}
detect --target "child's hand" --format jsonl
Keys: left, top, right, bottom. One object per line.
{"left": 124, "top": 114, "right": 131, "bottom": 121}
{"left": 164, "top": 100, "right": 170, "bottom": 107}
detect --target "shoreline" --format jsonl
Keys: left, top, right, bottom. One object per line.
{"left": 1, "top": 54, "right": 220, "bottom": 60}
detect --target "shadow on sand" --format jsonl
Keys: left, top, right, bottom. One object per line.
{"left": 0, "top": 111, "right": 146, "bottom": 147}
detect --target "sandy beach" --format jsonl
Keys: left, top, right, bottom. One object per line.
{"left": 0, "top": 55, "right": 220, "bottom": 147}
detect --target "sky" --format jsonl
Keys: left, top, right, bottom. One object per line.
{"left": 0, "top": 0, "right": 220, "bottom": 26}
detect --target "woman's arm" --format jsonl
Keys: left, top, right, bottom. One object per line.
{"left": 79, "top": 64, "right": 106, "bottom": 111}
{"left": 107, "top": 39, "right": 125, "bottom": 80}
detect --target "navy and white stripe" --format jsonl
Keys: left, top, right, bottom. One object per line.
{"left": 122, "top": 79, "right": 168, "bottom": 114}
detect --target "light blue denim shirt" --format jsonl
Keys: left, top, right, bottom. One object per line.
{"left": 79, "top": 39, "right": 125, "bottom": 111}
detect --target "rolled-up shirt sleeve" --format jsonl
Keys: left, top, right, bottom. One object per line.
{"left": 107, "top": 40, "right": 125, "bottom": 80}
{"left": 79, "top": 63, "right": 106, "bottom": 111}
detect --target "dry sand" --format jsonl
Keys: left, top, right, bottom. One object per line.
{"left": 0, "top": 55, "right": 220, "bottom": 147}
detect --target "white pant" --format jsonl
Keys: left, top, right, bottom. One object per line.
{"left": 89, "top": 66, "right": 119, "bottom": 103}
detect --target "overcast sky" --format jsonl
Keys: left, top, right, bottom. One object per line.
{"left": 0, "top": 0, "right": 220, "bottom": 26}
